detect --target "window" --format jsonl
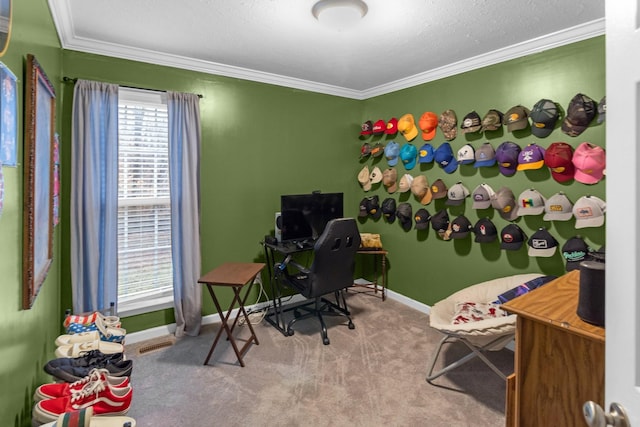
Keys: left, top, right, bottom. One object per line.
{"left": 117, "top": 88, "right": 173, "bottom": 314}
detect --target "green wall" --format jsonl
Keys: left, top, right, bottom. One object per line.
{"left": 0, "top": 1, "right": 63, "bottom": 426}
{"left": 61, "top": 37, "right": 605, "bottom": 329}
{"left": 59, "top": 52, "right": 363, "bottom": 331}
{"left": 358, "top": 37, "right": 605, "bottom": 304}
{"left": 1, "top": 2, "right": 605, "bottom": 425}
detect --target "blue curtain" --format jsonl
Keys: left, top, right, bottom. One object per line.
{"left": 167, "top": 92, "right": 202, "bottom": 337}
{"left": 70, "top": 80, "right": 119, "bottom": 313}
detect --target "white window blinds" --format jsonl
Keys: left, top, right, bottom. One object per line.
{"left": 117, "top": 88, "right": 173, "bottom": 304}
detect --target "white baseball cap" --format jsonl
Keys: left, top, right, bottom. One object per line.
{"left": 472, "top": 183, "right": 496, "bottom": 209}
{"left": 445, "top": 182, "right": 470, "bottom": 206}
{"left": 457, "top": 144, "right": 475, "bottom": 165}
{"left": 573, "top": 195, "right": 606, "bottom": 228}
{"left": 543, "top": 192, "right": 573, "bottom": 221}
{"left": 517, "top": 189, "right": 546, "bottom": 216}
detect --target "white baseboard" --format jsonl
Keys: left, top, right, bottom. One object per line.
{"left": 385, "top": 289, "right": 431, "bottom": 315}
{"left": 124, "top": 288, "right": 514, "bottom": 354}
{"left": 125, "top": 294, "right": 308, "bottom": 345}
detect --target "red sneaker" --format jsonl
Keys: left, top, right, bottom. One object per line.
{"left": 33, "top": 379, "right": 132, "bottom": 424}
{"left": 34, "top": 368, "right": 129, "bottom": 401}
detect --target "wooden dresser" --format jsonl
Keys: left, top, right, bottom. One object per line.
{"left": 501, "top": 270, "right": 605, "bottom": 427}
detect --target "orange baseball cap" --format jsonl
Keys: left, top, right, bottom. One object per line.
{"left": 418, "top": 111, "right": 438, "bottom": 141}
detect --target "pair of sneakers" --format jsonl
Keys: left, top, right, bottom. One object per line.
{"left": 55, "top": 340, "right": 124, "bottom": 359}
{"left": 45, "top": 350, "right": 133, "bottom": 383}
{"left": 37, "top": 406, "right": 136, "bottom": 427}
{"left": 33, "top": 369, "right": 133, "bottom": 424}
{"left": 64, "top": 312, "right": 126, "bottom": 344}
{"left": 64, "top": 311, "right": 121, "bottom": 330}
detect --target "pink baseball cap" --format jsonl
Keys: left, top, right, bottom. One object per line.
{"left": 572, "top": 142, "right": 606, "bottom": 184}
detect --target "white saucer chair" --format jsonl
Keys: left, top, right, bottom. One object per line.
{"left": 426, "top": 273, "right": 544, "bottom": 383}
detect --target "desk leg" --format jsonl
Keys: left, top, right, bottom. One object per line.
{"left": 203, "top": 282, "right": 258, "bottom": 367}
{"left": 381, "top": 254, "right": 386, "bottom": 301}
{"left": 372, "top": 255, "right": 379, "bottom": 296}
{"left": 352, "top": 252, "right": 387, "bottom": 301}
{"left": 262, "top": 245, "right": 290, "bottom": 336}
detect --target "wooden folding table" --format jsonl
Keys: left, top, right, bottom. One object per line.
{"left": 199, "top": 262, "right": 265, "bottom": 367}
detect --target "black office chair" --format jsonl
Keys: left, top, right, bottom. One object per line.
{"left": 275, "top": 218, "right": 361, "bottom": 345}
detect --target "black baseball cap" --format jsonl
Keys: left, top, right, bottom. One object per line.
{"left": 473, "top": 218, "right": 498, "bottom": 243}
{"left": 414, "top": 208, "right": 431, "bottom": 230}
{"left": 451, "top": 215, "right": 472, "bottom": 239}
{"left": 562, "top": 236, "right": 592, "bottom": 271}
{"left": 367, "top": 195, "right": 381, "bottom": 219}
{"left": 500, "top": 224, "right": 527, "bottom": 250}
{"left": 396, "top": 203, "right": 412, "bottom": 231}
{"left": 358, "top": 198, "right": 368, "bottom": 218}
{"left": 381, "top": 198, "right": 396, "bottom": 223}
{"left": 431, "top": 209, "right": 451, "bottom": 240}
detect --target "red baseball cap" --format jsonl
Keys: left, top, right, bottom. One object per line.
{"left": 360, "top": 120, "right": 373, "bottom": 136}
{"left": 385, "top": 117, "right": 398, "bottom": 135}
{"left": 372, "top": 119, "right": 386, "bottom": 135}
{"left": 544, "top": 142, "right": 575, "bottom": 183}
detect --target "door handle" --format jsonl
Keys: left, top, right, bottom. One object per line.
{"left": 583, "top": 401, "right": 630, "bottom": 427}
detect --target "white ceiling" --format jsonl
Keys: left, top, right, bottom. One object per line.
{"left": 47, "top": 0, "right": 605, "bottom": 100}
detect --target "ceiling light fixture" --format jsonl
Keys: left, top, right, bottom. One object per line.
{"left": 312, "top": 0, "right": 368, "bottom": 32}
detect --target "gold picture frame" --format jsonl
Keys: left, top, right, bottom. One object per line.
{"left": 0, "top": 0, "right": 12, "bottom": 57}
{"left": 23, "top": 54, "right": 55, "bottom": 309}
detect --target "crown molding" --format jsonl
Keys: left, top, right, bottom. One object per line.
{"left": 361, "top": 18, "right": 605, "bottom": 99}
{"left": 49, "top": 0, "right": 604, "bottom": 101}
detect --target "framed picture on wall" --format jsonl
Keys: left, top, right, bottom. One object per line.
{"left": 23, "top": 54, "right": 56, "bottom": 310}
{"left": 0, "top": 61, "right": 17, "bottom": 166}
{"left": 0, "top": 0, "right": 12, "bottom": 57}
{"left": 53, "top": 133, "right": 60, "bottom": 226}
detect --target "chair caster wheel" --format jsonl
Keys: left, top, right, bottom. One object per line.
{"left": 287, "top": 329, "right": 295, "bottom": 336}
{"left": 323, "top": 337, "right": 330, "bottom": 345}
{"left": 348, "top": 322, "right": 355, "bottom": 330}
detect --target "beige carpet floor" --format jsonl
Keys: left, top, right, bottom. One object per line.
{"left": 124, "top": 291, "right": 512, "bottom": 427}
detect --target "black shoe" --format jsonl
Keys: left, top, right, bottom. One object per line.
{"left": 46, "top": 350, "right": 124, "bottom": 369}
{"left": 45, "top": 359, "right": 133, "bottom": 383}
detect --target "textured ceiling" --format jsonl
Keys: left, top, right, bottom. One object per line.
{"left": 47, "top": 0, "right": 605, "bottom": 99}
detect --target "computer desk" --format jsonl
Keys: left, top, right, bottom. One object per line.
{"left": 261, "top": 241, "right": 388, "bottom": 335}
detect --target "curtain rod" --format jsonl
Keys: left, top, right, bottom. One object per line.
{"left": 62, "top": 77, "right": 203, "bottom": 98}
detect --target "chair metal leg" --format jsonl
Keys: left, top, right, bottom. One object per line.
{"left": 284, "top": 296, "right": 354, "bottom": 345}
{"left": 426, "top": 333, "right": 512, "bottom": 383}
{"left": 317, "top": 308, "right": 330, "bottom": 345}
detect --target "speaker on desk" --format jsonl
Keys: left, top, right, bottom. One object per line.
{"left": 577, "top": 260, "right": 605, "bottom": 327}
{"left": 274, "top": 212, "right": 282, "bottom": 242}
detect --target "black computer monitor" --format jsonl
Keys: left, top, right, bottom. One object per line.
{"left": 280, "top": 192, "right": 344, "bottom": 243}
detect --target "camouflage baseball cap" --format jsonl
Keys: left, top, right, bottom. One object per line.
{"left": 562, "top": 93, "right": 596, "bottom": 137}
{"left": 461, "top": 111, "right": 482, "bottom": 133}
{"left": 438, "top": 109, "right": 457, "bottom": 140}
{"left": 481, "top": 109, "right": 504, "bottom": 132}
